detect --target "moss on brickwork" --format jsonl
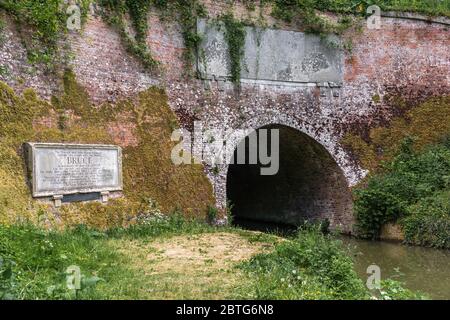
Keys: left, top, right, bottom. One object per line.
{"left": 119, "top": 85, "right": 214, "bottom": 218}
{"left": 0, "top": 82, "right": 54, "bottom": 225}
{"left": 342, "top": 96, "right": 450, "bottom": 171}
{"left": 0, "top": 72, "right": 215, "bottom": 229}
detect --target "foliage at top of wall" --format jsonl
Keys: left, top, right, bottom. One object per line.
{"left": 0, "top": 72, "right": 215, "bottom": 229}
{"left": 269, "top": 0, "right": 450, "bottom": 20}
{"left": 99, "top": 0, "right": 159, "bottom": 70}
{"left": 342, "top": 96, "right": 450, "bottom": 171}
{"left": 100, "top": 0, "right": 206, "bottom": 72}
{"left": 261, "top": 0, "right": 450, "bottom": 36}
{"left": 0, "top": 0, "right": 91, "bottom": 66}
{"left": 370, "top": 0, "right": 449, "bottom": 17}
{"left": 152, "top": 0, "right": 206, "bottom": 72}
{"left": 269, "top": 0, "right": 353, "bottom": 34}
{"left": 1, "top": 0, "right": 447, "bottom": 76}
{"left": 92, "top": 0, "right": 450, "bottom": 76}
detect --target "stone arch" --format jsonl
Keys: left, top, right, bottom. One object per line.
{"left": 229, "top": 112, "right": 364, "bottom": 185}
{"left": 226, "top": 122, "right": 354, "bottom": 232}
{"left": 208, "top": 113, "right": 362, "bottom": 233}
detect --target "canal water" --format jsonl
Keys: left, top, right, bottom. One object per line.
{"left": 234, "top": 218, "right": 450, "bottom": 299}
{"left": 341, "top": 237, "right": 450, "bottom": 300}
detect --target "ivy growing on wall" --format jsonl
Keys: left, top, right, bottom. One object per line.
{"left": 270, "top": 0, "right": 355, "bottom": 35}
{"left": 1, "top": 0, "right": 447, "bottom": 76}
{"left": 99, "top": 0, "right": 206, "bottom": 72}
{"left": 153, "top": 0, "right": 206, "bottom": 72}
{"left": 0, "top": 0, "right": 91, "bottom": 66}
{"left": 0, "top": 16, "right": 5, "bottom": 45}
{"left": 100, "top": 0, "right": 159, "bottom": 70}
{"left": 221, "top": 13, "right": 246, "bottom": 85}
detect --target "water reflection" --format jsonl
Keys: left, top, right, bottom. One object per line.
{"left": 341, "top": 237, "right": 450, "bottom": 300}
{"left": 234, "top": 218, "right": 450, "bottom": 299}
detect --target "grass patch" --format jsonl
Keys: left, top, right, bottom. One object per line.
{"left": 1, "top": 217, "right": 424, "bottom": 300}
{"left": 236, "top": 225, "right": 369, "bottom": 300}
{"left": 0, "top": 216, "right": 271, "bottom": 300}
{"left": 110, "top": 231, "right": 272, "bottom": 299}
{"left": 0, "top": 223, "right": 133, "bottom": 299}
{"left": 106, "top": 213, "right": 218, "bottom": 239}
{"left": 236, "top": 224, "right": 425, "bottom": 300}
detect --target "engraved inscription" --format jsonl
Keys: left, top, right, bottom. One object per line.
{"left": 26, "top": 143, "right": 122, "bottom": 197}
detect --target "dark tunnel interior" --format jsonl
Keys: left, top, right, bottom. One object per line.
{"left": 226, "top": 124, "right": 353, "bottom": 231}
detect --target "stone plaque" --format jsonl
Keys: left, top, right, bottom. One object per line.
{"left": 197, "top": 19, "right": 343, "bottom": 85}
{"left": 24, "top": 143, "right": 123, "bottom": 198}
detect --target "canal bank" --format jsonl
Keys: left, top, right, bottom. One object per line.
{"left": 234, "top": 218, "right": 450, "bottom": 299}
{"left": 342, "top": 236, "right": 450, "bottom": 300}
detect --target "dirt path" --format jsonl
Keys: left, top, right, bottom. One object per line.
{"left": 110, "top": 232, "right": 275, "bottom": 299}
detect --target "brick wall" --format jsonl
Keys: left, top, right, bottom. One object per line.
{"left": 0, "top": 2, "right": 449, "bottom": 230}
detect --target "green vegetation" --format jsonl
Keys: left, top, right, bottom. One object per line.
{"left": 206, "top": 205, "right": 218, "bottom": 223}
{"left": 0, "top": 0, "right": 64, "bottom": 64}
{"left": 378, "top": 279, "right": 426, "bottom": 300}
{"left": 343, "top": 96, "right": 450, "bottom": 248}
{"left": 107, "top": 211, "right": 216, "bottom": 239}
{"left": 369, "top": 0, "right": 449, "bottom": 16}
{"left": 153, "top": 0, "right": 206, "bottom": 72}
{"left": 221, "top": 13, "right": 246, "bottom": 85}
{"left": 401, "top": 190, "right": 450, "bottom": 248}
{"left": 270, "top": 0, "right": 450, "bottom": 21}
{"left": 0, "top": 16, "right": 5, "bottom": 44}
{"left": 100, "top": 0, "right": 159, "bottom": 69}
{"left": 0, "top": 0, "right": 205, "bottom": 70}
{"left": 237, "top": 225, "right": 368, "bottom": 299}
{"left": 1, "top": 1, "right": 448, "bottom": 73}
{"left": 0, "top": 224, "right": 120, "bottom": 299}
{"left": 343, "top": 96, "right": 450, "bottom": 171}
{"left": 0, "top": 219, "right": 422, "bottom": 300}
{"left": 0, "top": 74, "right": 215, "bottom": 228}
{"left": 354, "top": 138, "right": 450, "bottom": 248}
{"left": 0, "top": 215, "right": 227, "bottom": 299}
{"left": 100, "top": 0, "right": 206, "bottom": 71}
{"left": 238, "top": 224, "right": 424, "bottom": 300}
{"left": 0, "top": 0, "right": 91, "bottom": 65}
{"left": 270, "top": 0, "right": 354, "bottom": 34}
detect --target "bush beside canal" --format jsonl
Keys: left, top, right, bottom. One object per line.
{"left": 354, "top": 137, "right": 450, "bottom": 249}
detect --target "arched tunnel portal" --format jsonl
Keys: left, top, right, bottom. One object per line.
{"left": 226, "top": 124, "right": 354, "bottom": 232}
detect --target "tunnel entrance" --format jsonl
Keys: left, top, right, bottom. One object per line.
{"left": 226, "top": 124, "right": 353, "bottom": 232}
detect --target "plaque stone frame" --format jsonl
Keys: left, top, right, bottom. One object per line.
{"left": 24, "top": 143, "right": 123, "bottom": 206}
